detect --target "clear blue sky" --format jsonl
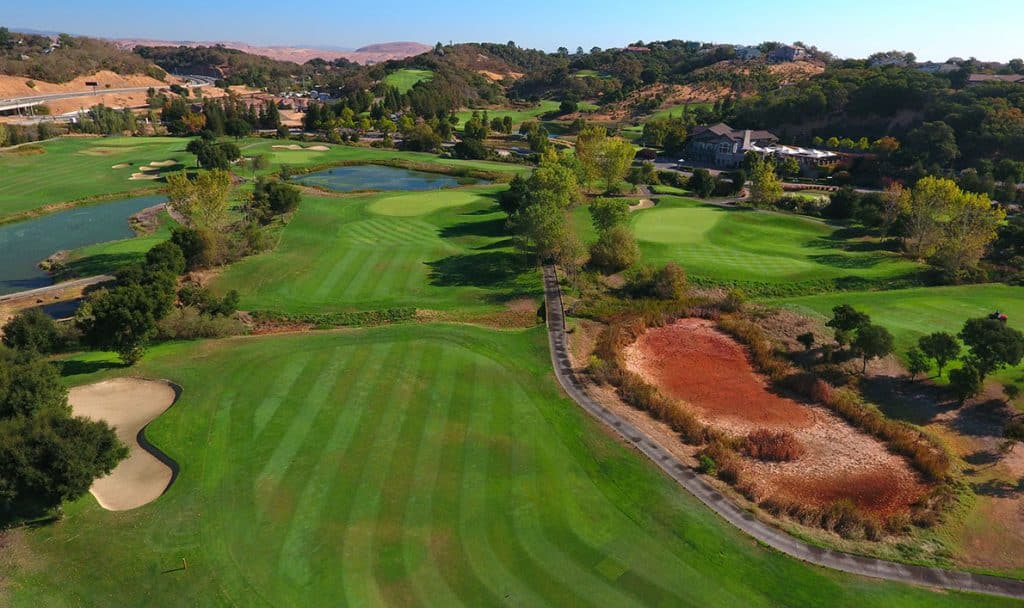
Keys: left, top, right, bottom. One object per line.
{"left": 7, "top": 0, "right": 1022, "bottom": 61}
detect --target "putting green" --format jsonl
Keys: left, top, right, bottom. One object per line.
{"left": 621, "top": 197, "right": 921, "bottom": 289}
{"left": 368, "top": 189, "right": 483, "bottom": 217}
{"left": 5, "top": 326, "right": 1012, "bottom": 607}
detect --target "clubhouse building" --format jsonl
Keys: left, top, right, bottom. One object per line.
{"left": 686, "top": 123, "right": 840, "bottom": 172}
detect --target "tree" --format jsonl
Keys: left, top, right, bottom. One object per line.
{"left": 559, "top": 100, "right": 578, "bottom": 115}
{"left": 689, "top": 168, "right": 716, "bottom": 198}
{"left": 948, "top": 361, "right": 983, "bottom": 405}
{"left": 959, "top": 317, "right": 1024, "bottom": 378}
{"left": 826, "top": 304, "right": 871, "bottom": 348}
{"left": 851, "top": 324, "right": 894, "bottom": 373}
{"left": 589, "top": 225, "right": 639, "bottom": 273}
{"left": 144, "top": 241, "right": 186, "bottom": 275}
{"left": 574, "top": 125, "right": 607, "bottom": 190}
{"left": 592, "top": 137, "right": 636, "bottom": 194}
{"left": 906, "top": 347, "right": 930, "bottom": 379}
{"left": 797, "top": 332, "right": 815, "bottom": 351}
{"left": 165, "top": 170, "right": 233, "bottom": 230}
{"left": 250, "top": 178, "right": 300, "bottom": 223}
{"left": 2, "top": 310, "right": 61, "bottom": 353}
{"left": 904, "top": 176, "right": 958, "bottom": 259}
{"left": 748, "top": 155, "right": 782, "bottom": 205}
{"left": 516, "top": 202, "right": 571, "bottom": 261}
{"left": 904, "top": 121, "right": 959, "bottom": 168}
{"left": 589, "top": 197, "right": 630, "bottom": 232}
{"left": 778, "top": 156, "right": 801, "bottom": 178}
{"left": 931, "top": 188, "right": 1005, "bottom": 280}
{"left": 77, "top": 273, "right": 176, "bottom": 365}
{"left": 918, "top": 332, "right": 960, "bottom": 377}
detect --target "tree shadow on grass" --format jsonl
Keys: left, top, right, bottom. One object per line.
{"left": 427, "top": 251, "right": 534, "bottom": 292}
{"left": 971, "top": 478, "right": 1024, "bottom": 498}
{"left": 808, "top": 253, "right": 886, "bottom": 269}
{"left": 59, "top": 358, "right": 125, "bottom": 378}
{"left": 439, "top": 217, "right": 508, "bottom": 240}
{"left": 60, "top": 252, "right": 146, "bottom": 280}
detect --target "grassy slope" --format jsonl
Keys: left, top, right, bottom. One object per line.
{"left": 454, "top": 101, "right": 561, "bottom": 132}
{"left": 771, "top": 284, "right": 1024, "bottom": 394}
{"left": 383, "top": 68, "right": 434, "bottom": 93}
{"left": 214, "top": 185, "right": 540, "bottom": 314}
{"left": 575, "top": 197, "right": 920, "bottom": 290}
{"left": 0, "top": 137, "right": 190, "bottom": 219}
{"left": 6, "top": 326, "right": 1014, "bottom": 608}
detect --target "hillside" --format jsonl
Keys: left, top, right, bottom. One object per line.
{"left": 115, "top": 38, "right": 428, "bottom": 65}
{"left": 0, "top": 27, "right": 164, "bottom": 83}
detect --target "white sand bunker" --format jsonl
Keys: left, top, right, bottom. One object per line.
{"left": 148, "top": 159, "right": 176, "bottom": 167}
{"left": 271, "top": 144, "right": 329, "bottom": 151}
{"left": 111, "top": 163, "right": 130, "bottom": 169}
{"left": 69, "top": 378, "right": 179, "bottom": 511}
{"left": 129, "top": 172, "right": 160, "bottom": 181}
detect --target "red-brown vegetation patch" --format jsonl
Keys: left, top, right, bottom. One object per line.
{"left": 745, "top": 429, "right": 805, "bottom": 462}
{"left": 623, "top": 318, "right": 814, "bottom": 430}
{"left": 623, "top": 319, "right": 928, "bottom": 516}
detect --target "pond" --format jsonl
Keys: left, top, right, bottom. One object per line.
{"left": 293, "top": 164, "right": 478, "bottom": 192}
{"left": 0, "top": 195, "right": 166, "bottom": 296}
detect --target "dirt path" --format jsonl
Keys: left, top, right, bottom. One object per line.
{"left": 69, "top": 378, "right": 179, "bottom": 511}
{"left": 541, "top": 264, "right": 1024, "bottom": 600}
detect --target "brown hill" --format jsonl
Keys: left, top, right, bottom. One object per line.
{"left": 113, "top": 39, "right": 429, "bottom": 65}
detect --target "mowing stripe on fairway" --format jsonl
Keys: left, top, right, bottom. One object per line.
{"left": 252, "top": 351, "right": 315, "bottom": 438}
{"left": 341, "top": 344, "right": 427, "bottom": 606}
{"left": 276, "top": 342, "right": 391, "bottom": 590}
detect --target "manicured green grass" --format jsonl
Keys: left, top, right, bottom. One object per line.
{"left": 383, "top": 68, "right": 434, "bottom": 93}
{"left": 454, "top": 101, "right": 561, "bottom": 132}
{"left": 237, "top": 138, "right": 525, "bottom": 175}
{"left": 572, "top": 69, "right": 611, "bottom": 79}
{"left": 6, "top": 325, "right": 1014, "bottom": 607}
{"left": 576, "top": 197, "right": 921, "bottom": 292}
{"left": 214, "top": 185, "right": 539, "bottom": 314}
{"left": 0, "top": 137, "right": 191, "bottom": 220}
{"left": 647, "top": 102, "right": 713, "bottom": 122}
{"left": 771, "top": 284, "right": 1024, "bottom": 394}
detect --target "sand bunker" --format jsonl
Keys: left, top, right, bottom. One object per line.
{"left": 110, "top": 163, "right": 130, "bottom": 169}
{"left": 271, "top": 144, "right": 330, "bottom": 151}
{"left": 148, "top": 159, "right": 177, "bottom": 167}
{"left": 129, "top": 172, "right": 160, "bottom": 181}
{"left": 623, "top": 319, "right": 926, "bottom": 515}
{"left": 629, "top": 199, "right": 655, "bottom": 212}
{"left": 69, "top": 378, "right": 178, "bottom": 511}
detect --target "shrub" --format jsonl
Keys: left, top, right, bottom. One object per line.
{"left": 589, "top": 225, "right": 639, "bottom": 273}
{"left": 744, "top": 429, "right": 806, "bottom": 462}
{"left": 157, "top": 306, "right": 246, "bottom": 340}
{"left": 701, "top": 439, "right": 742, "bottom": 483}
{"left": 697, "top": 454, "right": 716, "bottom": 475}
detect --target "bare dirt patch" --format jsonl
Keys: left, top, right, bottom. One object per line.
{"left": 622, "top": 319, "right": 927, "bottom": 516}
{"left": 68, "top": 378, "right": 178, "bottom": 511}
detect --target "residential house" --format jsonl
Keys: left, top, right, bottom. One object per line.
{"left": 768, "top": 45, "right": 807, "bottom": 63}
{"left": 967, "top": 74, "right": 1024, "bottom": 86}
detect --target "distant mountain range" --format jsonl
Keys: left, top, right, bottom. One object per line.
{"left": 7, "top": 27, "right": 430, "bottom": 64}
{"left": 111, "top": 39, "right": 432, "bottom": 65}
